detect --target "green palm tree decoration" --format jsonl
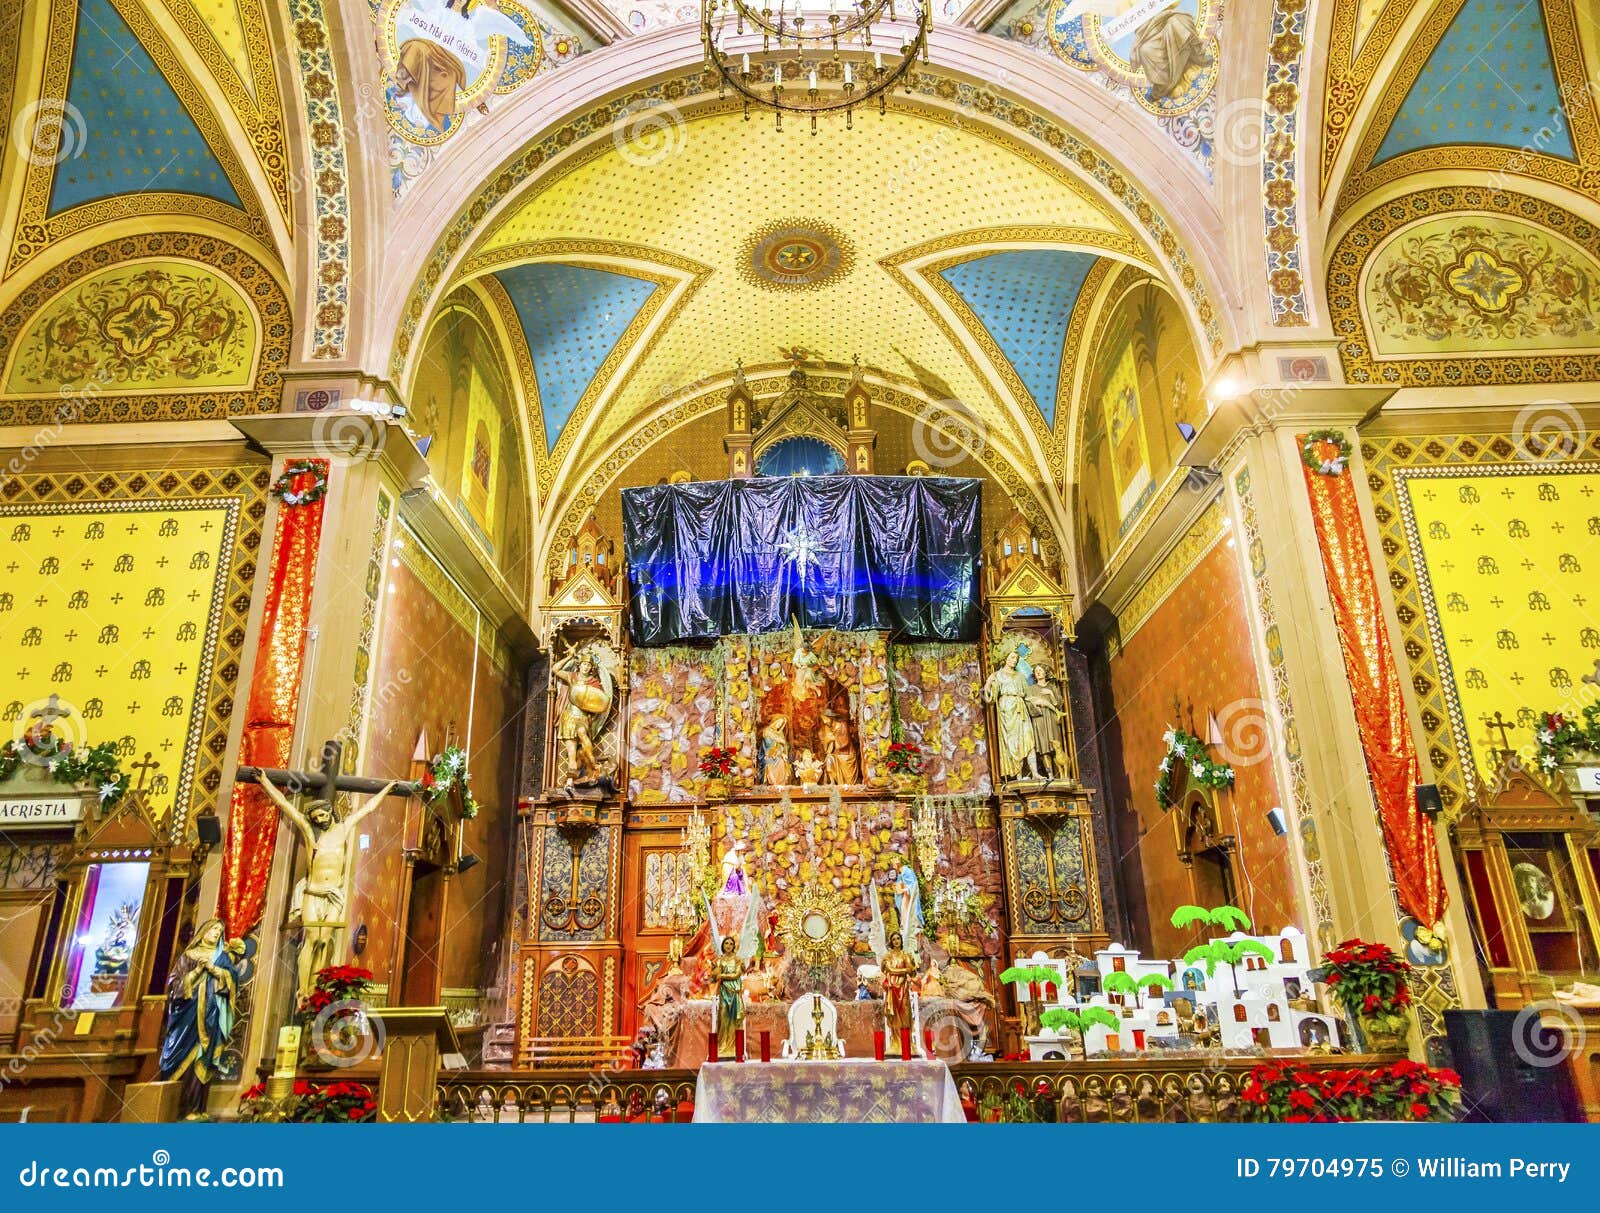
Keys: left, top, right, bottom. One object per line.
{"left": 1038, "top": 1006, "right": 1121, "bottom": 1060}
{"left": 1170, "top": 904, "right": 1253, "bottom": 933}
{"left": 1102, "top": 970, "right": 1138, "bottom": 1007}
{"left": 1185, "top": 939, "right": 1276, "bottom": 997}
{"left": 1136, "top": 973, "right": 1174, "bottom": 1008}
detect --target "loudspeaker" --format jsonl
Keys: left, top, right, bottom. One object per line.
{"left": 1415, "top": 783, "right": 1444, "bottom": 816}
{"left": 194, "top": 813, "right": 222, "bottom": 845}
{"left": 1443, "top": 1009, "right": 1582, "bottom": 1122}
{"left": 1266, "top": 807, "right": 1288, "bottom": 837}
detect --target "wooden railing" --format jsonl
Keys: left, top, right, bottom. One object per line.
{"left": 434, "top": 1053, "right": 1397, "bottom": 1124}
{"left": 437, "top": 1069, "right": 700, "bottom": 1123}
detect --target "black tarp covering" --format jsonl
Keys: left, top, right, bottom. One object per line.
{"left": 622, "top": 475, "right": 981, "bottom": 645}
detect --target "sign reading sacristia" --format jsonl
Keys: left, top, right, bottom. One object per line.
{"left": 0, "top": 795, "right": 89, "bottom": 827}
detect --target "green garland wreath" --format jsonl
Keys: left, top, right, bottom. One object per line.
{"left": 1155, "top": 728, "right": 1235, "bottom": 811}
{"left": 419, "top": 744, "right": 478, "bottom": 818}
{"left": 271, "top": 460, "right": 328, "bottom": 507}
{"left": 0, "top": 736, "right": 130, "bottom": 806}
{"left": 1535, "top": 703, "right": 1600, "bottom": 774}
{"left": 1300, "top": 430, "right": 1352, "bottom": 476}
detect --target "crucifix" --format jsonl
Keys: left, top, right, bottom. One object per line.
{"left": 129, "top": 752, "right": 160, "bottom": 793}
{"left": 1481, "top": 711, "right": 1517, "bottom": 755}
{"left": 235, "top": 739, "right": 420, "bottom": 995}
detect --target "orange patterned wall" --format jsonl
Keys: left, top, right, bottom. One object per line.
{"left": 346, "top": 547, "right": 524, "bottom": 996}
{"left": 1099, "top": 537, "right": 1299, "bottom": 958}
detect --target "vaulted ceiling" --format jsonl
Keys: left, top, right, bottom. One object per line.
{"left": 446, "top": 103, "right": 1158, "bottom": 509}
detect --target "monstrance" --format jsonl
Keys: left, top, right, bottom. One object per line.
{"left": 778, "top": 879, "right": 855, "bottom": 984}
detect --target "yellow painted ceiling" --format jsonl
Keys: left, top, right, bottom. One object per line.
{"left": 467, "top": 106, "right": 1131, "bottom": 483}
{"left": 185, "top": 0, "right": 257, "bottom": 93}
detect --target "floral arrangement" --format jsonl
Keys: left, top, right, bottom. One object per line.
{"left": 885, "top": 741, "right": 923, "bottom": 775}
{"left": 419, "top": 745, "right": 478, "bottom": 818}
{"left": 295, "top": 964, "right": 373, "bottom": 1023}
{"left": 1240, "top": 1059, "right": 1461, "bottom": 1123}
{"left": 238, "top": 1079, "right": 376, "bottom": 1123}
{"left": 1155, "top": 728, "right": 1235, "bottom": 810}
{"left": 1300, "top": 430, "right": 1351, "bottom": 476}
{"left": 1535, "top": 704, "right": 1600, "bottom": 773}
{"left": 0, "top": 733, "right": 129, "bottom": 806}
{"left": 1317, "top": 938, "right": 1413, "bottom": 1035}
{"left": 269, "top": 459, "right": 328, "bottom": 507}
{"left": 698, "top": 745, "right": 737, "bottom": 780}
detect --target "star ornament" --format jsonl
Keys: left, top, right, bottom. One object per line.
{"left": 779, "top": 526, "right": 824, "bottom": 582}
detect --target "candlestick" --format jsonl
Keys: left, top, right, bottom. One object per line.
{"left": 808, "top": 69, "right": 817, "bottom": 91}
{"left": 844, "top": 62, "right": 852, "bottom": 85}
{"left": 742, "top": 52, "right": 750, "bottom": 73}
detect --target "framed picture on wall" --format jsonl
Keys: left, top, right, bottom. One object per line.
{"left": 1508, "top": 848, "right": 1570, "bottom": 932}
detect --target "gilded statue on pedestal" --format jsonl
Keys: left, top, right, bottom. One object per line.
{"left": 879, "top": 931, "right": 917, "bottom": 1039}
{"left": 983, "top": 648, "right": 1038, "bottom": 781}
{"left": 552, "top": 647, "right": 617, "bottom": 784}
{"left": 1026, "top": 655, "right": 1069, "bottom": 781}
{"left": 705, "top": 881, "right": 761, "bottom": 1059}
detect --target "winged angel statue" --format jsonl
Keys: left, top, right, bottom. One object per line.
{"left": 704, "top": 886, "right": 762, "bottom": 1058}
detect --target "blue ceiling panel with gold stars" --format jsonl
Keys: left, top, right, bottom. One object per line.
{"left": 50, "top": 0, "right": 243, "bottom": 215}
{"left": 492, "top": 262, "right": 657, "bottom": 451}
{"left": 937, "top": 249, "right": 1096, "bottom": 427}
{"left": 1373, "top": 0, "right": 1576, "bottom": 165}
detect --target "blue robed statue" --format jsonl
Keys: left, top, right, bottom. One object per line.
{"left": 158, "top": 918, "right": 254, "bottom": 1115}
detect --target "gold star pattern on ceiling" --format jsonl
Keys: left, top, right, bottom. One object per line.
{"left": 463, "top": 106, "right": 1133, "bottom": 490}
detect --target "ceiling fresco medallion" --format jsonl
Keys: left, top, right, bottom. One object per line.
{"left": 741, "top": 220, "right": 855, "bottom": 291}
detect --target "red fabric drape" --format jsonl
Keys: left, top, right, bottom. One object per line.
{"left": 1299, "top": 447, "right": 1445, "bottom": 926}
{"left": 218, "top": 462, "right": 327, "bottom": 936}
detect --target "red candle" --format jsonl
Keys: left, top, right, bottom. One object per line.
{"left": 900, "top": 1028, "right": 911, "bottom": 1061}
{"left": 923, "top": 1027, "right": 935, "bottom": 1058}
{"left": 873, "top": 1030, "right": 885, "bottom": 1061}
{"left": 760, "top": 1030, "right": 771, "bottom": 1063}
{"left": 708, "top": 1031, "right": 718, "bottom": 1063}
{"left": 734, "top": 1029, "right": 746, "bottom": 1063}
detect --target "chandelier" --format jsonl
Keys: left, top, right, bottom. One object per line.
{"left": 701, "top": 0, "right": 932, "bottom": 133}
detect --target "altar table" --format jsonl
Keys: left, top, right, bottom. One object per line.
{"left": 692, "top": 1058, "right": 965, "bottom": 1123}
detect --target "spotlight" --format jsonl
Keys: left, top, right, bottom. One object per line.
{"left": 415, "top": 435, "right": 434, "bottom": 458}
{"left": 1266, "top": 807, "right": 1287, "bottom": 837}
{"left": 457, "top": 852, "right": 481, "bottom": 873}
{"left": 1175, "top": 420, "right": 1198, "bottom": 443}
